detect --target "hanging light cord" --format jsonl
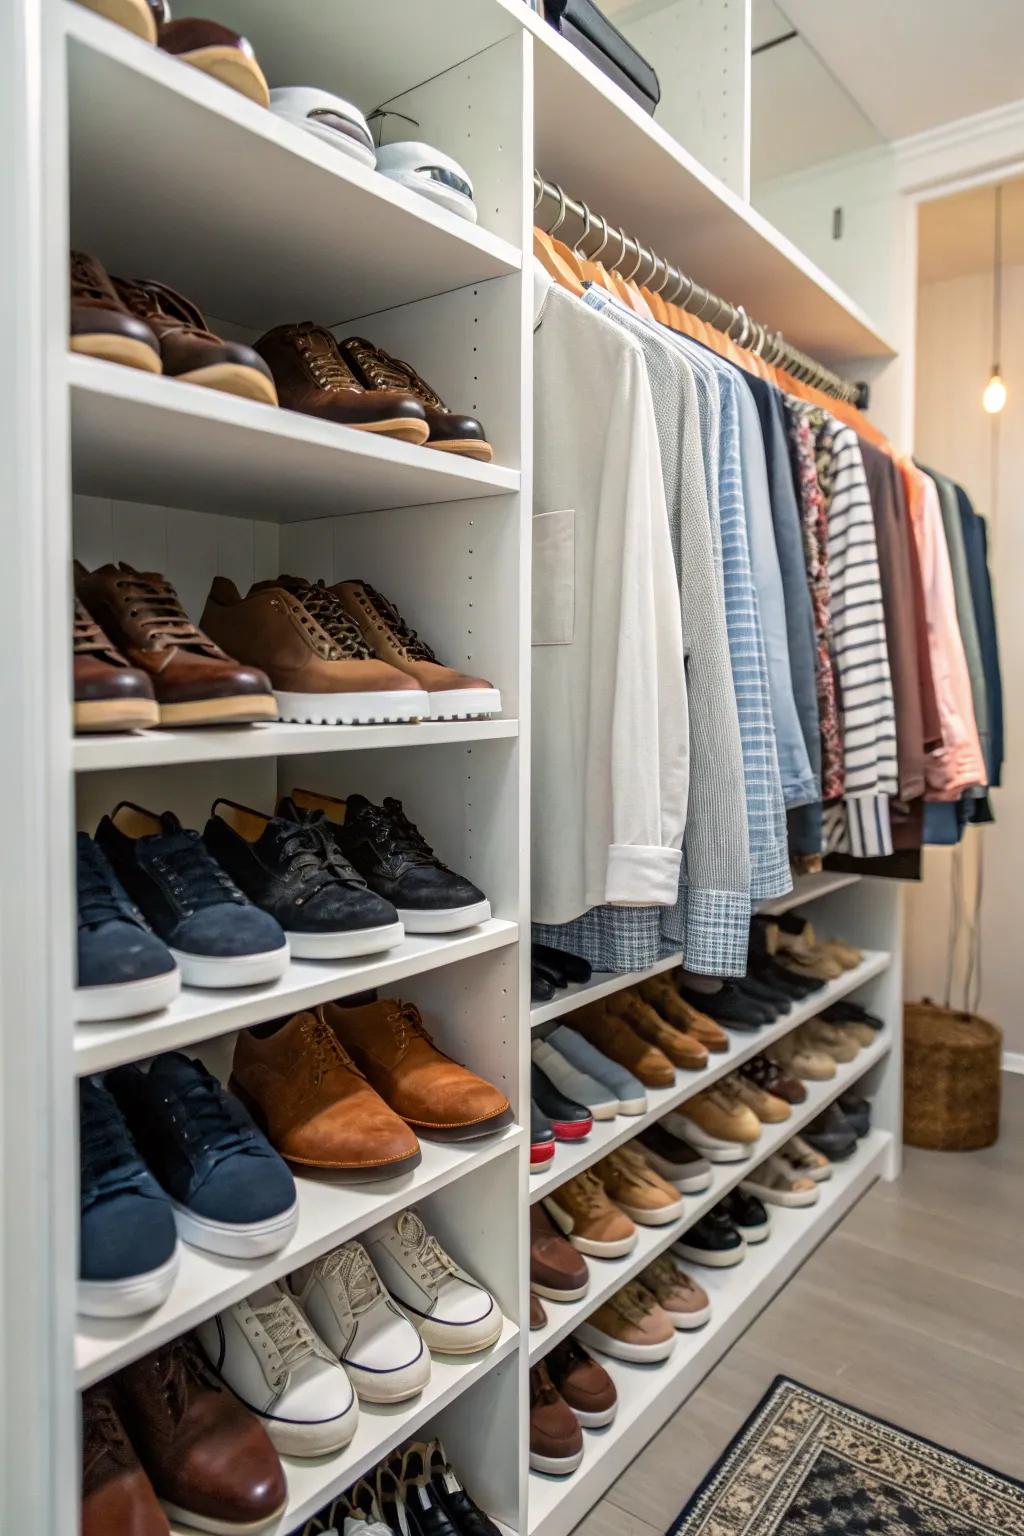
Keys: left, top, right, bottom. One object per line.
{"left": 991, "top": 183, "right": 1003, "bottom": 378}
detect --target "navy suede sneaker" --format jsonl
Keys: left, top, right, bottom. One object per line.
{"left": 75, "top": 832, "right": 180, "bottom": 1022}
{"left": 79, "top": 1075, "right": 179, "bottom": 1318}
{"left": 106, "top": 1054, "right": 298, "bottom": 1258}
{"left": 95, "top": 803, "right": 290, "bottom": 988}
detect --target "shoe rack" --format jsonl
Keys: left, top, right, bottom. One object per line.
{"left": 1, "top": 4, "right": 904, "bottom": 1534}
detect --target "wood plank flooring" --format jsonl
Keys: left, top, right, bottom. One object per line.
{"left": 571, "top": 1074, "right": 1024, "bottom": 1536}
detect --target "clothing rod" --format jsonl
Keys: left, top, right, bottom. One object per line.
{"left": 534, "top": 171, "right": 869, "bottom": 408}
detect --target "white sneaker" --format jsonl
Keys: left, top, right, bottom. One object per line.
{"left": 363, "top": 1209, "right": 503, "bottom": 1355}
{"left": 196, "top": 1282, "right": 358, "bottom": 1457}
{"left": 289, "top": 1239, "right": 431, "bottom": 1404}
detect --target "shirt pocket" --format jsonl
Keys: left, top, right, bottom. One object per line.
{"left": 532, "top": 508, "right": 575, "bottom": 646}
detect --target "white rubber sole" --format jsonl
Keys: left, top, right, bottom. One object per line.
{"left": 669, "top": 1303, "right": 712, "bottom": 1330}
{"left": 587, "top": 1100, "right": 620, "bottom": 1121}
{"left": 530, "top": 1448, "right": 584, "bottom": 1476}
{"left": 640, "top": 1149, "right": 713, "bottom": 1191}
{"left": 740, "top": 1181, "right": 820, "bottom": 1208}
{"left": 618, "top": 1199, "right": 686, "bottom": 1226}
{"left": 428, "top": 687, "right": 502, "bottom": 720}
{"left": 263, "top": 1401, "right": 359, "bottom": 1458}
{"left": 275, "top": 688, "right": 429, "bottom": 724}
{"left": 572, "top": 1402, "right": 618, "bottom": 1428}
{"left": 285, "top": 920, "right": 405, "bottom": 959}
{"left": 78, "top": 1247, "right": 180, "bottom": 1318}
{"left": 74, "top": 964, "right": 181, "bottom": 1022}
{"left": 346, "top": 1350, "right": 432, "bottom": 1402}
{"left": 397, "top": 900, "right": 491, "bottom": 934}
{"left": 162, "top": 1499, "right": 288, "bottom": 1536}
{"left": 734, "top": 1219, "right": 772, "bottom": 1242}
{"left": 576, "top": 1323, "right": 676, "bottom": 1364}
{"left": 615, "top": 1096, "right": 648, "bottom": 1116}
{"left": 671, "top": 1239, "right": 747, "bottom": 1268}
{"left": 416, "top": 1310, "right": 504, "bottom": 1354}
{"left": 172, "top": 1199, "right": 299, "bottom": 1259}
{"left": 570, "top": 1231, "right": 638, "bottom": 1258}
{"left": 168, "top": 944, "right": 290, "bottom": 989}
{"left": 530, "top": 1279, "right": 590, "bottom": 1303}
{"left": 669, "top": 1124, "right": 757, "bottom": 1162}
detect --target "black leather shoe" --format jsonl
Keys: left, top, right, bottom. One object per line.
{"left": 427, "top": 1438, "right": 502, "bottom": 1536}
{"left": 671, "top": 1210, "right": 746, "bottom": 1267}
{"left": 531, "top": 1099, "right": 556, "bottom": 1168}
{"left": 530, "top": 1064, "right": 593, "bottom": 1140}
{"left": 802, "top": 1103, "right": 859, "bottom": 1160}
{"left": 532, "top": 943, "right": 593, "bottom": 986}
{"left": 839, "top": 1092, "right": 872, "bottom": 1138}
{"left": 720, "top": 1189, "right": 770, "bottom": 1242}
{"left": 751, "top": 955, "right": 818, "bottom": 999}
{"left": 735, "top": 975, "right": 787, "bottom": 1013}
{"left": 531, "top": 967, "right": 557, "bottom": 1004}
{"left": 675, "top": 980, "right": 772, "bottom": 1029}
{"left": 823, "top": 1000, "right": 884, "bottom": 1030}
{"left": 532, "top": 955, "right": 569, "bottom": 992}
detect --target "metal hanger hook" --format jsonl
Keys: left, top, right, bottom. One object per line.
{"left": 573, "top": 199, "right": 593, "bottom": 255}
{"left": 622, "top": 236, "right": 645, "bottom": 284}
{"left": 550, "top": 185, "right": 568, "bottom": 238}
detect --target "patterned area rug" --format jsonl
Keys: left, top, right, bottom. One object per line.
{"left": 668, "top": 1377, "right": 1024, "bottom": 1536}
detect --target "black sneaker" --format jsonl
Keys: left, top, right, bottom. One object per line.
{"left": 288, "top": 787, "right": 491, "bottom": 934}
{"left": 802, "top": 1102, "right": 859, "bottom": 1160}
{"left": 720, "top": 1189, "right": 770, "bottom": 1243}
{"left": 671, "top": 1211, "right": 747, "bottom": 1268}
{"left": 204, "top": 798, "right": 403, "bottom": 960}
{"left": 95, "top": 804, "right": 289, "bottom": 988}
{"left": 838, "top": 1092, "right": 872, "bottom": 1138}
{"left": 675, "top": 979, "right": 773, "bottom": 1029}
{"left": 75, "top": 832, "right": 180, "bottom": 1021}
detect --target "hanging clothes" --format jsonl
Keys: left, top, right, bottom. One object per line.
{"left": 955, "top": 485, "right": 1003, "bottom": 792}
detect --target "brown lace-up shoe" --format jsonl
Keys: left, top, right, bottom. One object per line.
{"left": 69, "top": 250, "right": 162, "bottom": 374}
{"left": 644, "top": 973, "right": 730, "bottom": 1052}
{"left": 594, "top": 1146, "right": 685, "bottom": 1225}
{"left": 529, "top": 1363, "right": 583, "bottom": 1475}
{"left": 331, "top": 579, "right": 501, "bottom": 720}
{"left": 576, "top": 1281, "right": 676, "bottom": 1363}
{"left": 81, "top": 1385, "right": 169, "bottom": 1536}
{"left": 74, "top": 596, "right": 158, "bottom": 733}
{"left": 338, "top": 337, "right": 493, "bottom": 460}
{"left": 152, "top": 7, "right": 270, "bottom": 106}
{"left": 253, "top": 323, "right": 430, "bottom": 443}
{"left": 111, "top": 276, "right": 277, "bottom": 404}
{"left": 639, "top": 1255, "right": 711, "bottom": 1329}
{"left": 201, "top": 575, "right": 428, "bottom": 724}
{"left": 75, "top": 562, "right": 277, "bottom": 727}
{"left": 543, "top": 1168, "right": 638, "bottom": 1258}
{"left": 229, "top": 1008, "right": 422, "bottom": 1178}
{"left": 606, "top": 988, "right": 708, "bottom": 1071}
{"left": 325, "top": 997, "right": 514, "bottom": 1141}
{"left": 568, "top": 1001, "right": 675, "bottom": 1088}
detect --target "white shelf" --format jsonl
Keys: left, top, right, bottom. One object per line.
{"left": 531, "top": 951, "right": 683, "bottom": 1031}
{"left": 74, "top": 918, "right": 519, "bottom": 1075}
{"left": 757, "top": 871, "right": 862, "bottom": 916}
{"left": 529, "top": 1031, "right": 891, "bottom": 1362}
{"left": 73, "top": 717, "right": 519, "bottom": 772}
{"left": 527, "top": 1131, "right": 892, "bottom": 1536}
{"left": 65, "top": 3, "right": 522, "bottom": 330}
{"left": 529, "top": 951, "right": 889, "bottom": 1168}
{"left": 68, "top": 356, "right": 520, "bottom": 522}
{"left": 77, "top": 1125, "right": 522, "bottom": 1387}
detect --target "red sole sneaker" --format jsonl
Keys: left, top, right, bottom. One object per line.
{"left": 530, "top": 1141, "right": 555, "bottom": 1167}
{"left": 550, "top": 1118, "right": 593, "bottom": 1141}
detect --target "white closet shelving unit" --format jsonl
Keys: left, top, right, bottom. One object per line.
{"left": 0, "top": 4, "right": 903, "bottom": 1534}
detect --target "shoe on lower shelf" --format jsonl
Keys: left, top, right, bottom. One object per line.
{"left": 547, "top": 1024, "right": 648, "bottom": 1115}
{"left": 741, "top": 1153, "right": 820, "bottom": 1207}
{"left": 533, "top": 943, "right": 592, "bottom": 986}
{"left": 674, "top": 977, "right": 774, "bottom": 1029}
{"left": 576, "top": 1280, "right": 676, "bottom": 1364}
{"left": 607, "top": 988, "right": 709, "bottom": 1070}
{"left": 802, "top": 1103, "right": 860, "bottom": 1161}
{"left": 641, "top": 973, "right": 730, "bottom": 1052}
{"left": 778, "top": 1133, "right": 833, "bottom": 1183}
{"left": 530, "top": 1363, "right": 584, "bottom": 1476}
{"left": 75, "top": 833, "right": 181, "bottom": 1023}
{"left": 636, "top": 1122, "right": 713, "bottom": 1192}
{"left": 532, "top": 1036, "right": 618, "bottom": 1121}
{"left": 567, "top": 1002, "right": 676, "bottom": 1088}
{"left": 547, "top": 1336, "right": 618, "bottom": 1428}
{"left": 69, "top": 249, "right": 162, "bottom": 373}
{"left": 531, "top": 1062, "right": 594, "bottom": 1141}
{"left": 81, "top": 1384, "right": 169, "bottom": 1536}
{"left": 530, "top": 1203, "right": 590, "bottom": 1303}
{"left": 337, "top": 335, "right": 493, "bottom": 460}
{"left": 73, "top": 595, "right": 159, "bottom": 734}
{"left": 638, "top": 1255, "right": 711, "bottom": 1329}
{"left": 730, "top": 1073, "right": 792, "bottom": 1125}
{"left": 770, "top": 1032, "right": 837, "bottom": 1082}
{"left": 671, "top": 1210, "right": 747, "bottom": 1268}
{"left": 531, "top": 1100, "right": 556, "bottom": 1169}
{"left": 594, "top": 1145, "right": 686, "bottom": 1225}
{"left": 839, "top": 1091, "right": 872, "bottom": 1138}
{"left": 363, "top": 1208, "right": 504, "bottom": 1354}
{"left": 798, "top": 1019, "right": 861, "bottom": 1064}
{"left": 530, "top": 1293, "right": 549, "bottom": 1330}
{"left": 543, "top": 1169, "right": 638, "bottom": 1258}
{"left": 720, "top": 1188, "right": 772, "bottom": 1242}
{"left": 740, "top": 1053, "right": 807, "bottom": 1105}
{"left": 664, "top": 1084, "right": 761, "bottom": 1162}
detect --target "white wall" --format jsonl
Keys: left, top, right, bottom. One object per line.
{"left": 906, "top": 262, "right": 1023, "bottom": 1056}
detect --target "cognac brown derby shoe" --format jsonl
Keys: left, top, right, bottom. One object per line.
{"left": 229, "top": 1009, "right": 422, "bottom": 1178}
{"left": 70, "top": 250, "right": 162, "bottom": 374}
{"left": 338, "top": 335, "right": 493, "bottom": 460}
{"left": 569, "top": 1001, "right": 676, "bottom": 1088}
{"left": 325, "top": 997, "right": 514, "bottom": 1141}
{"left": 117, "top": 1337, "right": 286, "bottom": 1532}
{"left": 74, "top": 596, "right": 159, "bottom": 733}
{"left": 82, "top": 1385, "right": 170, "bottom": 1536}
{"left": 642, "top": 973, "right": 730, "bottom": 1052}
{"left": 112, "top": 276, "right": 277, "bottom": 406}
{"left": 75, "top": 562, "right": 278, "bottom": 727}
{"left": 253, "top": 323, "right": 430, "bottom": 443}
{"left": 154, "top": 12, "right": 270, "bottom": 106}
{"left": 607, "top": 989, "right": 708, "bottom": 1071}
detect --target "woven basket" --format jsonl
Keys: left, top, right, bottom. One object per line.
{"left": 903, "top": 1000, "right": 1002, "bottom": 1150}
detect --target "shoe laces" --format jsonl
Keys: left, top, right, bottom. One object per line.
{"left": 83, "top": 1388, "right": 133, "bottom": 1477}
{"left": 80, "top": 1081, "right": 149, "bottom": 1200}
{"left": 318, "top": 1242, "right": 382, "bottom": 1316}
{"left": 73, "top": 597, "right": 120, "bottom": 661}
{"left": 154, "top": 1337, "right": 222, "bottom": 1425}
{"left": 566, "top": 1168, "right": 609, "bottom": 1215}
{"left": 161, "top": 1062, "right": 255, "bottom": 1166}
{"left": 70, "top": 250, "right": 113, "bottom": 301}
{"left": 77, "top": 836, "right": 140, "bottom": 930}
{"left": 112, "top": 567, "right": 220, "bottom": 653}
{"left": 300, "top": 1014, "right": 360, "bottom": 1086}
{"left": 253, "top": 1290, "right": 335, "bottom": 1383}
{"left": 148, "top": 826, "right": 246, "bottom": 913}
{"left": 709, "top": 1079, "right": 744, "bottom": 1111}
{"left": 294, "top": 324, "right": 361, "bottom": 394}
{"left": 383, "top": 999, "right": 436, "bottom": 1054}
{"left": 360, "top": 798, "right": 448, "bottom": 870}
{"left": 395, "top": 1210, "right": 459, "bottom": 1291}
{"left": 354, "top": 582, "right": 437, "bottom": 661}
{"left": 275, "top": 808, "right": 370, "bottom": 896}
{"left": 642, "top": 1256, "right": 685, "bottom": 1299}
{"left": 343, "top": 336, "right": 446, "bottom": 408}
{"left": 609, "top": 1281, "right": 656, "bottom": 1326}
{"left": 275, "top": 576, "right": 372, "bottom": 659}
{"left": 114, "top": 276, "right": 213, "bottom": 337}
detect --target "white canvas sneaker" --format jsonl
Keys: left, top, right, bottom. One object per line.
{"left": 196, "top": 1282, "right": 358, "bottom": 1456}
{"left": 288, "top": 1239, "right": 431, "bottom": 1404}
{"left": 363, "top": 1209, "right": 503, "bottom": 1354}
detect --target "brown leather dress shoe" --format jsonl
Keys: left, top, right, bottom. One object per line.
{"left": 338, "top": 336, "right": 493, "bottom": 460}
{"left": 547, "top": 1336, "right": 617, "bottom": 1427}
{"left": 82, "top": 1385, "right": 169, "bottom": 1536}
{"left": 331, "top": 579, "right": 501, "bottom": 720}
{"left": 154, "top": 10, "right": 270, "bottom": 106}
{"left": 607, "top": 989, "right": 708, "bottom": 1071}
{"left": 75, "top": 561, "right": 278, "bottom": 727}
{"left": 568, "top": 1001, "right": 676, "bottom": 1088}
{"left": 325, "top": 997, "right": 514, "bottom": 1140}
{"left": 530, "top": 1202, "right": 589, "bottom": 1302}
{"left": 529, "top": 1363, "right": 583, "bottom": 1475}
{"left": 112, "top": 276, "right": 277, "bottom": 405}
{"left": 229, "top": 1009, "right": 422, "bottom": 1178}
{"left": 70, "top": 250, "right": 162, "bottom": 374}
{"left": 117, "top": 1336, "right": 287, "bottom": 1532}
{"left": 253, "top": 323, "right": 430, "bottom": 443}
{"left": 74, "top": 596, "right": 159, "bottom": 733}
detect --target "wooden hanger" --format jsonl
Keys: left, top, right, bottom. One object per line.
{"left": 616, "top": 231, "right": 654, "bottom": 318}
{"left": 577, "top": 215, "right": 619, "bottom": 294}
{"left": 532, "top": 180, "right": 584, "bottom": 295}
{"left": 548, "top": 185, "right": 587, "bottom": 284}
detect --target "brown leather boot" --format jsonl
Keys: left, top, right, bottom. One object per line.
{"left": 568, "top": 1001, "right": 675, "bottom": 1088}
{"left": 81, "top": 1385, "right": 169, "bottom": 1536}
{"left": 69, "top": 250, "right": 162, "bottom": 374}
{"left": 253, "top": 323, "right": 430, "bottom": 443}
{"left": 75, "top": 561, "right": 277, "bottom": 727}
{"left": 642, "top": 973, "right": 730, "bottom": 1052}
{"left": 606, "top": 989, "right": 708, "bottom": 1071}
{"left": 153, "top": 9, "right": 270, "bottom": 106}
{"left": 331, "top": 579, "right": 501, "bottom": 720}
{"left": 338, "top": 336, "right": 493, "bottom": 460}
{"left": 229, "top": 1009, "right": 422, "bottom": 1178}
{"left": 112, "top": 276, "right": 277, "bottom": 405}
{"left": 74, "top": 596, "right": 158, "bottom": 733}
{"left": 325, "top": 997, "right": 514, "bottom": 1140}
{"left": 117, "top": 1337, "right": 286, "bottom": 1532}
{"left": 200, "top": 575, "right": 429, "bottom": 725}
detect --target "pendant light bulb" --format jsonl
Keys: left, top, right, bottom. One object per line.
{"left": 982, "top": 369, "right": 1007, "bottom": 415}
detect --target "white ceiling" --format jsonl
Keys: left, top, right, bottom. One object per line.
{"left": 918, "top": 176, "right": 1024, "bottom": 285}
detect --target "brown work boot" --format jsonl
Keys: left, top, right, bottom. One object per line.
{"left": 594, "top": 1146, "right": 684, "bottom": 1225}
{"left": 650, "top": 972, "right": 731, "bottom": 1051}
{"left": 69, "top": 250, "right": 162, "bottom": 374}
{"left": 569, "top": 1001, "right": 675, "bottom": 1088}
{"left": 547, "top": 1337, "right": 617, "bottom": 1428}
{"left": 81, "top": 1385, "right": 169, "bottom": 1536}
{"left": 76, "top": 561, "right": 277, "bottom": 727}
{"left": 325, "top": 997, "right": 514, "bottom": 1140}
{"left": 607, "top": 988, "right": 709, "bottom": 1070}
{"left": 530, "top": 1203, "right": 589, "bottom": 1302}
{"left": 529, "top": 1363, "right": 583, "bottom": 1476}
{"left": 201, "top": 575, "right": 428, "bottom": 725}
{"left": 543, "top": 1168, "right": 637, "bottom": 1258}
{"left": 112, "top": 275, "right": 277, "bottom": 405}
{"left": 229, "top": 1008, "right": 422, "bottom": 1178}
{"left": 253, "top": 322, "right": 430, "bottom": 443}
{"left": 331, "top": 579, "right": 501, "bottom": 720}
{"left": 338, "top": 336, "right": 493, "bottom": 460}
{"left": 73, "top": 595, "right": 158, "bottom": 733}
{"left": 117, "top": 1337, "right": 286, "bottom": 1532}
